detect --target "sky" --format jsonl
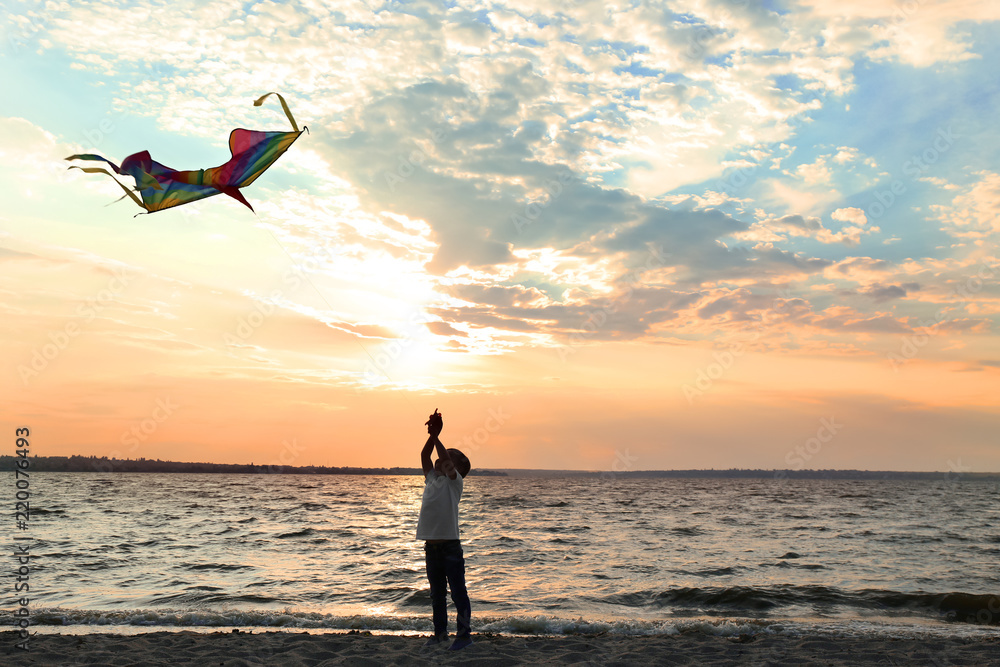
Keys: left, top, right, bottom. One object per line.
{"left": 1, "top": 0, "right": 998, "bottom": 473}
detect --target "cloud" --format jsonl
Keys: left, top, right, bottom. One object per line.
{"left": 826, "top": 257, "right": 895, "bottom": 282}
{"left": 795, "top": 155, "right": 834, "bottom": 186}
{"left": 831, "top": 207, "right": 867, "bottom": 226}
{"left": 772, "top": 214, "right": 824, "bottom": 233}
{"left": 6, "top": 0, "right": 998, "bottom": 375}
{"left": 794, "top": 0, "right": 1000, "bottom": 67}
{"left": 934, "top": 171, "right": 1000, "bottom": 238}
{"left": 426, "top": 321, "right": 469, "bottom": 338}
{"left": 740, "top": 211, "right": 877, "bottom": 247}
{"left": 30, "top": 0, "right": 874, "bottom": 205}
{"left": 811, "top": 306, "right": 909, "bottom": 333}
{"left": 0, "top": 247, "right": 36, "bottom": 260}
{"left": 858, "top": 282, "right": 920, "bottom": 302}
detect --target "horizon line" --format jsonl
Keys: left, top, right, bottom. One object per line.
{"left": 6, "top": 455, "right": 999, "bottom": 477}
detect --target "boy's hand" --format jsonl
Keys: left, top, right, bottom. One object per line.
{"left": 425, "top": 408, "right": 443, "bottom": 436}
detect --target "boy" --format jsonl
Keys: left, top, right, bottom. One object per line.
{"left": 417, "top": 408, "right": 473, "bottom": 651}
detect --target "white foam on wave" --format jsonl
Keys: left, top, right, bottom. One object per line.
{"left": 13, "top": 608, "right": 1000, "bottom": 642}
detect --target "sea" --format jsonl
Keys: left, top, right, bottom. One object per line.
{"left": 5, "top": 473, "right": 1000, "bottom": 645}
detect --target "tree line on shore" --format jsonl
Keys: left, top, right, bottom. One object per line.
{"left": 2, "top": 454, "right": 508, "bottom": 476}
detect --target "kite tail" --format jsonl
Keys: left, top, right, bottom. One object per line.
{"left": 253, "top": 92, "right": 299, "bottom": 133}
{"left": 66, "top": 164, "right": 149, "bottom": 213}
{"left": 66, "top": 153, "right": 123, "bottom": 173}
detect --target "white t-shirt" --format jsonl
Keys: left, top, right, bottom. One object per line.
{"left": 416, "top": 471, "right": 464, "bottom": 540}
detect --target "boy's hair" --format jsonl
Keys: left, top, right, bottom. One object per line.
{"left": 447, "top": 448, "right": 471, "bottom": 478}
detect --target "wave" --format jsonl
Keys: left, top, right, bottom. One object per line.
{"left": 10, "top": 608, "right": 1000, "bottom": 640}
{"left": 30, "top": 508, "right": 66, "bottom": 516}
{"left": 689, "top": 566, "right": 740, "bottom": 577}
{"left": 588, "top": 586, "right": 1000, "bottom": 625}
{"left": 300, "top": 503, "right": 328, "bottom": 511}
{"left": 276, "top": 528, "right": 314, "bottom": 539}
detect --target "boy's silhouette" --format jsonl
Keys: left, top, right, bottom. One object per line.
{"left": 417, "top": 409, "right": 473, "bottom": 651}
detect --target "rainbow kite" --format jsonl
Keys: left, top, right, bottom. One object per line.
{"left": 66, "top": 92, "right": 306, "bottom": 214}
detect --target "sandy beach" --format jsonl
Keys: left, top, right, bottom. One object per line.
{"left": 5, "top": 630, "right": 999, "bottom": 666}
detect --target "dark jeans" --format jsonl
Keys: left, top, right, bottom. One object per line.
{"left": 424, "top": 540, "right": 471, "bottom": 638}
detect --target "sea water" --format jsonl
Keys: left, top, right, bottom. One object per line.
{"left": 5, "top": 473, "right": 1000, "bottom": 641}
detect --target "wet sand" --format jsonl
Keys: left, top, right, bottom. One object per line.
{"left": 6, "top": 629, "right": 999, "bottom": 665}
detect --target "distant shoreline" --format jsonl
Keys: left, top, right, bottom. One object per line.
{"left": 0, "top": 455, "right": 508, "bottom": 476}
{"left": 4, "top": 456, "right": 1000, "bottom": 480}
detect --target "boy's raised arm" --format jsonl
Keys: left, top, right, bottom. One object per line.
{"left": 421, "top": 434, "right": 435, "bottom": 475}
{"left": 433, "top": 436, "right": 457, "bottom": 480}
{"left": 421, "top": 409, "right": 444, "bottom": 475}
